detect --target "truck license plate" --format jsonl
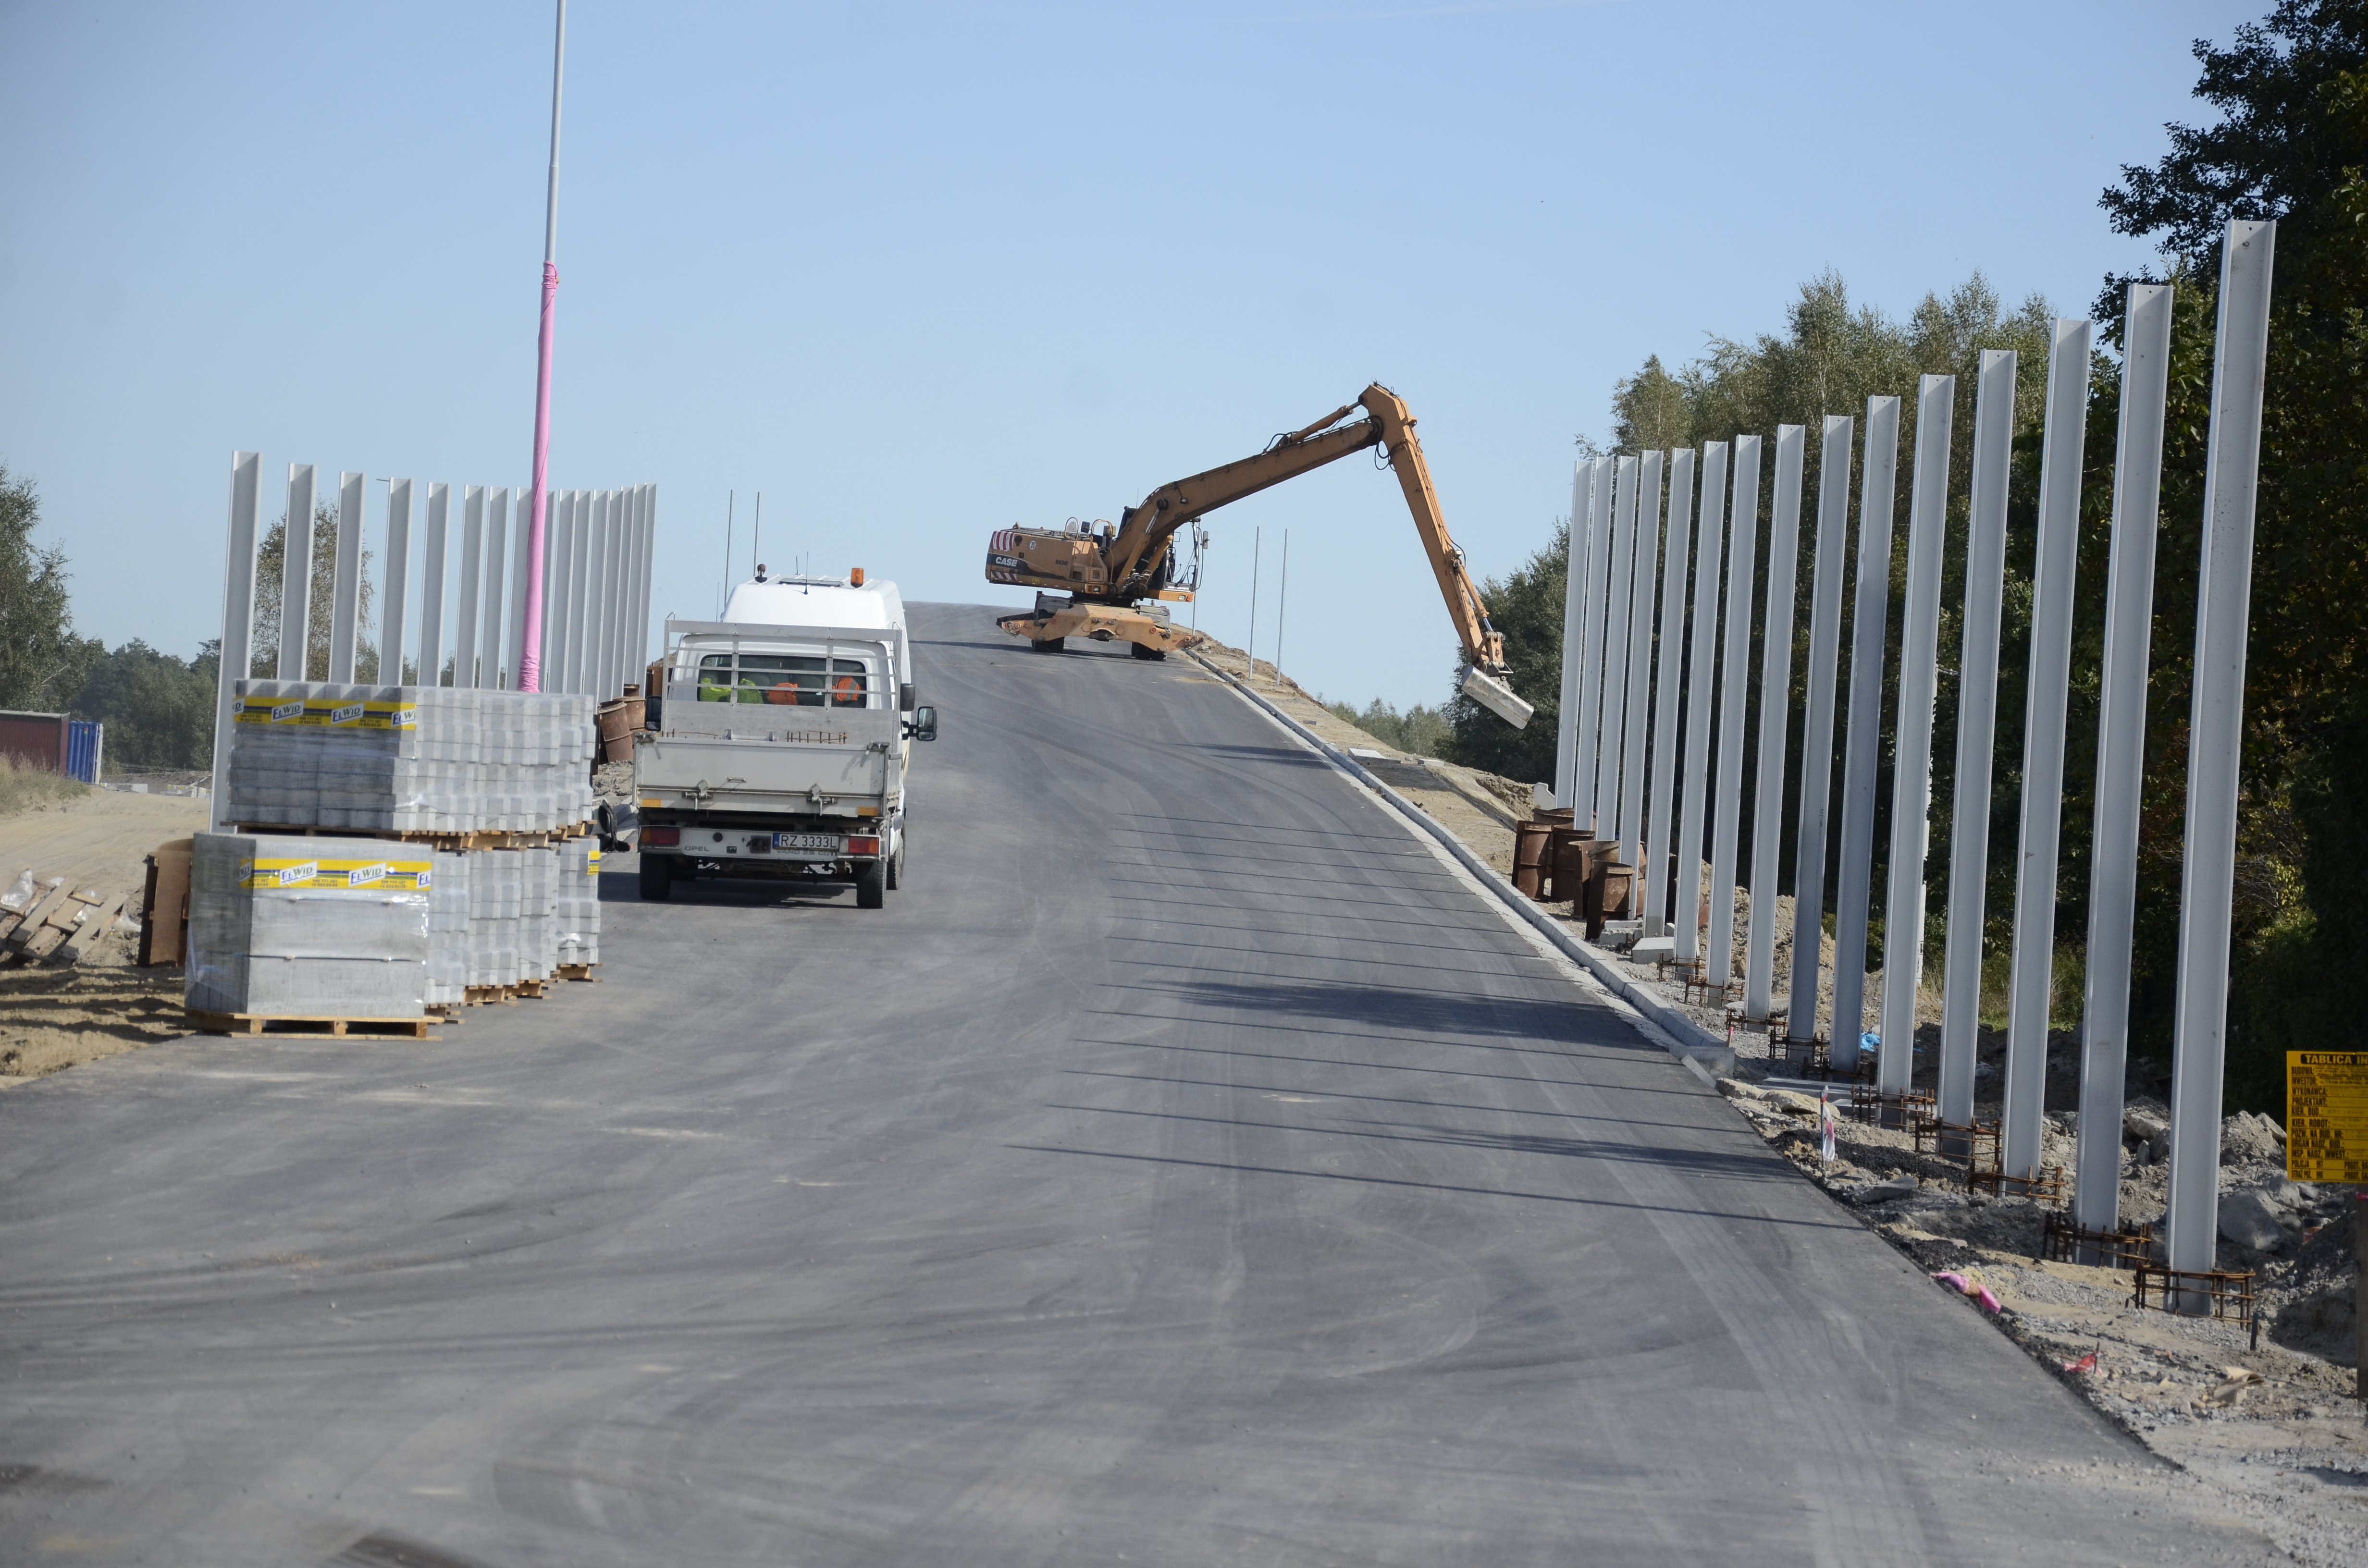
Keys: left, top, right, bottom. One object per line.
{"left": 774, "top": 833, "right": 839, "bottom": 852}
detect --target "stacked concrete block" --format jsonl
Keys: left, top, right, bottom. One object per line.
{"left": 185, "top": 833, "right": 430, "bottom": 1019}
{"left": 557, "top": 839, "right": 602, "bottom": 969}
{"left": 425, "top": 850, "right": 471, "bottom": 1006}
{"left": 224, "top": 682, "right": 596, "bottom": 835}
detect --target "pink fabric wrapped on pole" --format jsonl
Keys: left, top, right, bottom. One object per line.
{"left": 519, "top": 260, "right": 558, "bottom": 692}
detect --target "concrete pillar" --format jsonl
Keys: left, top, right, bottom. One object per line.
{"left": 1937, "top": 351, "right": 2020, "bottom": 1141}
{"left": 1675, "top": 441, "right": 1730, "bottom": 968}
{"left": 1743, "top": 426, "right": 1805, "bottom": 1023}
{"left": 1784, "top": 415, "right": 1855, "bottom": 1042}
{"left": 2074, "top": 284, "right": 2175, "bottom": 1237}
{"left": 2165, "top": 219, "right": 2278, "bottom": 1291}
{"left": 210, "top": 453, "right": 261, "bottom": 828}
{"left": 328, "top": 471, "right": 366, "bottom": 682}
{"left": 277, "top": 465, "right": 316, "bottom": 681}
{"left": 1705, "top": 436, "right": 1763, "bottom": 991}
{"left": 1829, "top": 397, "right": 1902, "bottom": 1075}
{"left": 1644, "top": 449, "right": 1695, "bottom": 936}
{"left": 1876, "top": 379, "right": 1956, "bottom": 1096}
{"left": 2002, "top": 318, "right": 2096, "bottom": 1182}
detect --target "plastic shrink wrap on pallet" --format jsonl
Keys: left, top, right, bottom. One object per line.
{"left": 555, "top": 839, "right": 602, "bottom": 969}
{"left": 185, "top": 832, "right": 429, "bottom": 1019}
{"left": 224, "top": 682, "right": 596, "bottom": 834}
{"left": 425, "top": 850, "right": 470, "bottom": 1006}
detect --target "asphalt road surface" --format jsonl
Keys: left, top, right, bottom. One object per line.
{"left": 0, "top": 604, "right": 2271, "bottom": 1566}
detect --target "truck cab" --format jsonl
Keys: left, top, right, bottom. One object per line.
{"left": 632, "top": 572, "right": 935, "bottom": 908}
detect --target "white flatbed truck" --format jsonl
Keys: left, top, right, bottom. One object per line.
{"left": 632, "top": 572, "right": 936, "bottom": 907}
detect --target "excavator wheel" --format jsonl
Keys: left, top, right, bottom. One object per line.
{"left": 1128, "top": 641, "right": 1166, "bottom": 662}
{"left": 1029, "top": 637, "right": 1064, "bottom": 653}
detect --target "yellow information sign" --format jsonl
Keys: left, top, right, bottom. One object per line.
{"left": 2287, "top": 1051, "right": 2368, "bottom": 1183}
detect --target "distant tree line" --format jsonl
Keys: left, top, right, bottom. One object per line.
{"left": 1440, "top": 0, "right": 2367, "bottom": 1109}
{"left": 0, "top": 472, "right": 379, "bottom": 773}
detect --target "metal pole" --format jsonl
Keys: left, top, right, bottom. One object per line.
{"left": 1675, "top": 441, "right": 1729, "bottom": 967}
{"left": 456, "top": 486, "right": 485, "bottom": 688}
{"left": 1572, "top": 456, "right": 1615, "bottom": 823}
{"left": 1592, "top": 456, "right": 1639, "bottom": 831}
{"left": 518, "top": 0, "right": 567, "bottom": 692}
{"left": 752, "top": 491, "right": 762, "bottom": 576}
{"left": 420, "top": 483, "right": 450, "bottom": 687}
{"left": 481, "top": 489, "right": 510, "bottom": 690}
{"left": 209, "top": 453, "right": 261, "bottom": 828}
{"left": 381, "top": 479, "right": 412, "bottom": 685}
{"left": 1744, "top": 426, "right": 1805, "bottom": 1023}
{"left": 2166, "top": 219, "right": 2278, "bottom": 1291}
{"left": 1938, "top": 350, "right": 2020, "bottom": 1143}
{"left": 1274, "top": 529, "right": 1289, "bottom": 690}
{"left": 1705, "top": 436, "right": 1762, "bottom": 990}
{"left": 1785, "top": 416, "right": 1854, "bottom": 1043}
{"left": 328, "top": 472, "right": 366, "bottom": 682}
{"left": 1617, "top": 452, "right": 1664, "bottom": 871}
{"left": 2075, "top": 284, "right": 2175, "bottom": 1237}
{"left": 1554, "top": 462, "right": 1591, "bottom": 808}
{"left": 722, "top": 490, "right": 734, "bottom": 613}
{"left": 1878, "top": 378, "right": 1956, "bottom": 1096}
{"left": 1247, "top": 527, "right": 1260, "bottom": 682}
{"left": 2002, "top": 319, "right": 2096, "bottom": 1182}
{"left": 1830, "top": 397, "right": 1902, "bottom": 1075}
{"left": 1644, "top": 448, "right": 1695, "bottom": 935}
{"left": 277, "top": 465, "right": 316, "bottom": 681}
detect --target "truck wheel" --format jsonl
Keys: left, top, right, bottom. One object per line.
{"left": 1029, "top": 637, "right": 1064, "bottom": 653}
{"left": 1129, "top": 641, "right": 1165, "bottom": 661}
{"left": 639, "top": 854, "right": 674, "bottom": 902}
{"left": 855, "top": 859, "right": 886, "bottom": 909}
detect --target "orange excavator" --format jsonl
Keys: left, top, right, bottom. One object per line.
{"left": 983, "top": 383, "right": 1533, "bottom": 728}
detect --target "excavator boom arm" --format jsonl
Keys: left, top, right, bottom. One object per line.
{"left": 1105, "top": 418, "right": 1381, "bottom": 591}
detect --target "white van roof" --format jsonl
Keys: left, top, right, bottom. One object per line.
{"left": 723, "top": 576, "right": 904, "bottom": 631}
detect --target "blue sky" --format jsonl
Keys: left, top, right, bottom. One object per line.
{"left": 0, "top": 0, "right": 2250, "bottom": 714}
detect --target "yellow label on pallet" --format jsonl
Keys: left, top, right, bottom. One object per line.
{"left": 2287, "top": 1051, "right": 2368, "bottom": 1183}
{"left": 240, "top": 856, "right": 433, "bottom": 892}
{"left": 231, "top": 697, "right": 417, "bottom": 730}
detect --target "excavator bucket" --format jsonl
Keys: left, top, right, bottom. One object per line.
{"left": 1459, "top": 665, "right": 1534, "bottom": 730}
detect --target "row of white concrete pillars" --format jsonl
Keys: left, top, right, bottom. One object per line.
{"left": 1550, "top": 220, "right": 2275, "bottom": 1282}
{"left": 206, "top": 453, "right": 658, "bottom": 813}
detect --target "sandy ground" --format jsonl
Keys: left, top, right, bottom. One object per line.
{"left": 0, "top": 789, "right": 208, "bottom": 1080}
{"left": 0, "top": 787, "right": 208, "bottom": 903}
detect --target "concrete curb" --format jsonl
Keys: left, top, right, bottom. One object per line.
{"left": 1190, "top": 655, "right": 1738, "bottom": 1078}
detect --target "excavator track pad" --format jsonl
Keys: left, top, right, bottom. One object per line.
{"left": 994, "top": 603, "right": 1207, "bottom": 658}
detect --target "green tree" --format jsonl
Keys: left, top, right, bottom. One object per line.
{"left": 2097, "top": 0, "right": 2368, "bottom": 1106}
{"left": 250, "top": 502, "right": 374, "bottom": 680}
{"left": 0, "top": 464, "right": 86, "bottom": 710}
{"left": 1442, "top": 523, "right": 1567, "bottom": 783}
{"left": 68, "top": 639, "right": 220, "bottom": 772}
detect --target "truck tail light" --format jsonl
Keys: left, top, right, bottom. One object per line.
{"left": 640, "top": 825, "right": 680, "bottom": 846}
{"left": 847, "top": 835, "right": 880, "bottom": 857}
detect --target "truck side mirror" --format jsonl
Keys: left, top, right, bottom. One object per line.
{"left": 907, "top": 705, "right": 938, "bottom": 742}
{"left": 899, "top": 682, "right": 916, "bottom": 713}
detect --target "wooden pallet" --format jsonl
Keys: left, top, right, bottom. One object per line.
{"left": 555, "top": 964, "right": 600, "bottom": 982}
{"left": 232, "top": 822, "right": 593, "bottom": 851}
{"left": 185, "top": 1010, "right": 437, "bottom": 1040}
{"left": 460, "top": 979, "right": 550, "bottom": 1007}
{"left": 0, "top": 874, "right": 128, "bottom": 964}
